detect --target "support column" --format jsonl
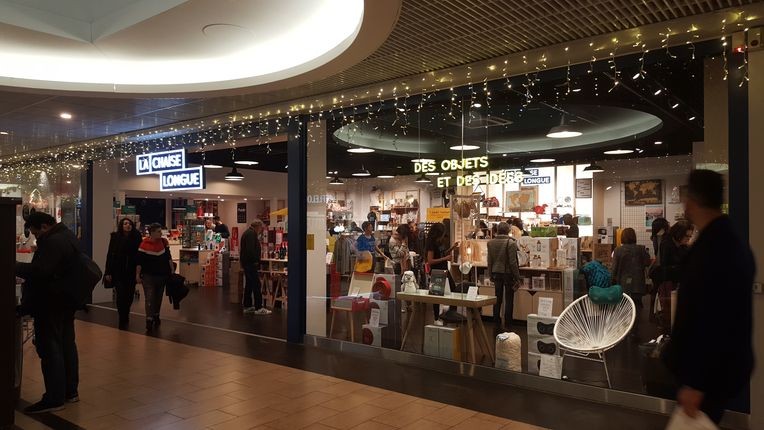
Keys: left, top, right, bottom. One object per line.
{"left": 287, "top": 116, "right": 308, "bottom": 343}
{"left": 748, "top": 38, "right": 764, "bottom": 429}
{"left": 90, "top": 161, "right": 118, "bottom": 304}
{"left": 306, "top": 120, "right": 327, "bottom": 337}
{"left": 1, "top": 198, "right": 21, "bottom": 428}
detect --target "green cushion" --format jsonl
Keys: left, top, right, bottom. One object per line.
{"left": 588, "top": 284, "right": 623, "bottom": 305}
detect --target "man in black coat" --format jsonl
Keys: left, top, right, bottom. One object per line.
{"left": 213, "top": 215, "right": 230, "bottom": 239}
{"left": 663, "top": 170, "right": 755, "bottom": 424}
{"left": 15, "top": 212, "right": 81, "bottom": 413}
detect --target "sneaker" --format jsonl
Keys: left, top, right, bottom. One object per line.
{"left": 145, "top": 318, "right": 153, "bottom": 331}
{"left": 243, "top": 307, "right": 257, "bottom": 314}
{"left": 24, "top": 400, "right": 64, "bottom": 414}
{"left": 433, "top": 319, "right": 444, "bottom": 326}
{"left": 253, "top": 308, "right": 272, "bottom": 316}
{"left": 65, "top": 394, "right": 79, "bottom": 403}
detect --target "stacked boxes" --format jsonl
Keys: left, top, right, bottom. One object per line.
{"left": 361, "top": 324, "right": 385, "bottom": 347}
{"left": 558, "top": 238, "right": 579, "bottom": 268}
{"left": 518, "top": 237, "right": 558, "bottom": 268}
{"left": 424, "top": 325, "right": 461, "bottom": 360}
{"left": 526, "top": 313, "right": 560, "bottom": 375}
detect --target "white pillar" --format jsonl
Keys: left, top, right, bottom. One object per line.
{"left": 306, "top": 120, "right": 327, "bottom": 337}
{"left": 91, "top": 161, "right": 118, "bottom": 303}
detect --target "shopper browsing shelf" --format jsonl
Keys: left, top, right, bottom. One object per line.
{"left": 213, "top": 215, "right": 231, "bottom": 239}
{"left": 388, "top": 224, "right": 410, "bottom": 275}
{"left": 425, "top": 222, "right": 459, "bottom": 323}
{"left": 240, "top": 219, "right": 271, "bottom": 315}
{"left": 105, "top": 218, "right": 142, "bottom": 330}
{"left": 662, "top": 170, "right": 755, "bottom": 424}
{"left": 611, "top": 227, "right": 650, "bottom": 337}
{"left": 487, "top": 222, "right": 521, "bottom": 331}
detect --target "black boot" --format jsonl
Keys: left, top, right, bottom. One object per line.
{"left": 146, "top": 318, "right": 153, "bottom": 331}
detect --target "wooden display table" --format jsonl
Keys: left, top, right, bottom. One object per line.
{"left": 397, "top": 291, "right": 497, "bottom": 364}
{"left": 260, "top": 258, "right": 287, "bottom": 309}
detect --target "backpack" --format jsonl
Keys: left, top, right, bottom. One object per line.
{"left": 65, "top": 238, "right": 103, "bottom": 309}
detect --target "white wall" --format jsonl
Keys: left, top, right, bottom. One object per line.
{"left": 91, "top": 161, "right": 119, "bottom": 303}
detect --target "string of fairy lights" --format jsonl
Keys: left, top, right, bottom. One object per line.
{"left": 0, "top": 11, "right": 757, "bottom": 186}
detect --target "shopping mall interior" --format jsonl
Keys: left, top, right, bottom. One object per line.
{"left": 2, "top": 1, "right": 764, "bottom": 429}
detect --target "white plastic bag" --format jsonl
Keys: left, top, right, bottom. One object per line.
{"left": 665, "top": 407, "right": 717, "bottom": 430}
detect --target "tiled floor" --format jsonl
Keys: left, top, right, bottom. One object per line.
{"left": 18, "top": 321, "right": 545, "bottom": 430}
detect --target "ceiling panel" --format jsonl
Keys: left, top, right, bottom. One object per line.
{"left": 0, "top": 0, "right": 759, "bottom": 157}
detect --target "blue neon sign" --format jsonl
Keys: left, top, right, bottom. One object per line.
{"left": 159, "top": 167, "right": 205, "bottom": 191}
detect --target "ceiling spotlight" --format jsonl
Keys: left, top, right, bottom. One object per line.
{"left": 397, "top": 107, "right": 406, "bottom": 112}
{"left": 654, "top": 141, "right": 663, "bottom": 145}
{"left": 225, "top": 167, "right": 244, "bottom": 181}
{"left": 636, "top": 148, "right": 644, "bottom": 153}
{"left": 671, "top": 102, "right": 679, "bottom": 109}
{"left": 472, "top": 102, "right": 482, "bottom": 108}
{"left": 65, "top": 180, "right": 72, "bottom": 184}
{"left": 243, "top": 198, "right": 248, "bottom": 201}
{"left": 688, "top": 116, "right": 696, "bottom": 121}
{"left": 583, "top": 164, "right": 605, "bottom": 173}
{"left": 234, "top": 160, "right": 259, "bottom": 165}
{"left": 604, "top": 149, "right": 634, "bottom": 155}
{"left": 0, "top": 131, "right": 8, "bottom": 135}
{"left": 329, "top": 176, "right": 344, "bottom": 185}
{"left": 285, "top": 165, "right": 288, "bottom": 168}
{"left": 654, "top": 89, "right": 662, "bottom": 95}
{"left": 377, "top": 175, "right": 394, "bottom": 179}
{"left": 415, "top": 174, "right": 431, "bottom": 183}
{"left": 59, "top": 112, "right": 73, "bottom": 119}
{"left": 204, "top": 164, "right": 223, "bottom": 169}
{"left": 606, "top": 185, "right": 613, "bottom": 190}
{"left": 352, "top": 166, "right": 371, "bottom": 177}
{"left": 411, "top": 158, "right": 435, "bottom": 163}
{"left": 425, "top": 172, "right": 440, "bottom": 176}
{"left": 450, "top": 144, "right": 480, "bottom": 151}
{"left": 571, "top": 88, "right": 582, "bottom": 93}
{"left": 502, "top": 153, "right": 507, "bottom": 157}
{"left": 347, "top": 147, "right": 375, "bottom": 153}
{"left": 546, "top": 114, "right": 582, "bottom": 138}
{"left": 632, "top": 72, "right": 641, "bottom": 80}
{"left": 530, "top": 158, "right": 555, "bottom": 163}
{"left": 325, "top": 175, "right": 332, "bottom": 179}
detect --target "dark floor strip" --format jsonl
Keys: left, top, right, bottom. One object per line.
{"left": 77, "top": 305, "right": 674, "bottom": 430}
{"left": 15, "top": 400, "right": 85, "bottom": 430}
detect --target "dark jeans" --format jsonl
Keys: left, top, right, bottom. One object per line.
{"left": 114, "top": 278, "right": 137, "bottom": 326}
{"left": 141, "top": 274, "right": 166, "bottom": 320}
{"left": 491, "top": 273, "right": 516, "bottom": 329}
{"left": 701, "top": 393, "right": 728, "bottom": 424}
{"left": 33, "top": 308, "right": 78, "bottom": 404}
{"left": 243, "top": 265, "right": 263, "bottom": 309}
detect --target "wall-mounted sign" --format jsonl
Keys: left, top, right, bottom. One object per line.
{"left": 237, "top": 202, "right": 247, "bottom": 223}
{"left": 159, "top": 167, "right": 205, "bottom": 191}
{"left": 523, "top": 176, "right": 551, "bottom": 185}
{"left": 575, "top": 179, "right": 593, "bottom": 198}
{"left": 136, "top": 149, "right": 187, "bottom": 175}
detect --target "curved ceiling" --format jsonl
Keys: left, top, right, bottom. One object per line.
{"left": 0, "top": 0, "right": 387, "bottom": 94}
{"left": 333, "top": 105, "right": 663, "bottom": 157}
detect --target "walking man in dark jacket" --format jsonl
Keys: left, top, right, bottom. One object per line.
{"left": 240, "top": 219, "right": 271, "bottom": 315}
{"left": 15, "top": 212, "right": 81, "bottom": 413}
{"left": 663, "top": 170, "right": 755, "bottom": 424}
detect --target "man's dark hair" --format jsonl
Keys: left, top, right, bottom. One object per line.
{"left": 148, "top": 223, "right": 163, "bottom": 233}
{"left": 687, "top": 169, "right": 724, "bottom": 209}
{"left": 26, "top": 212, "right": 56, "bottom": 229}
{"left": 361, "top": 221, "right": 371, "bottom": 231}
{"left": 213, "top": 216, "right": 221, "bottom": 221}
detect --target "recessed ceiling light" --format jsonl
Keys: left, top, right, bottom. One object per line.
{"left": 654, "top": 141, "right": 663, "bottom": 145}
{"left": 411, "top": 158, "right": 434, "bottom": 163}
{"left": 347, "top": 147, "right": 375, "bottom": 153}
{"left": 688, "top": 116, "right": 696, "bottom": 121}
{"left": 654, "top": 89, "right": 662, "bottom": 95}
{"left": 243, "top": 198, "right": 248, "bottom": 201}
{"left": 285, "top": 165, "right": 288, "bottom": 168}
{"left": 0, "top": 131, "right": 8, "bottom": 135}
{"left": 65, "top": 180, "right": 72, "bottom": 184}
{"left": 450, "top": 144, "right": 480, "bottom": 151}
{"left": 377, "top": 175, "right": 394, "bottom": 179}
{"left": 59, "top": 112, "right": 73, "bottom": 119}
{"left": 397, "top": 107, "right": 406, "bottom": 112}
{"left": 571, "top": 88, "right": 582, "bottom": 92}
{"left": 502, "top": 153, "right": 507, "bottom": 157}
{"left": 472, "top": 102, "right": 482, "bottom": 108}
{"left": 604, "top": 149, "right": 634, "bottom": 155}
{"left": 204, "top": 164, "right": 223, "bottom": 169}
{"left": 70, "top": 164, "right": 82, "bottom": 168}
{"left": 234, "top": 160, "right": 259, "bottom": 165}
{"left": 671, "top": 102, "right": 679, "bottom": 109}
{"left": 530, "top": 158, "right": 555, "bottom": 163}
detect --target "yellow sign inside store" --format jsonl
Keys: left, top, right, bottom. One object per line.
{"left": 426, "top": 207, "right": 451, "bottom": 222}
{"left": 413, "top": 156, "right": 524, "bottom": 188}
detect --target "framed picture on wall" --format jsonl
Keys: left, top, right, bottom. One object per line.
{"left": 645, "top": 205, "right": 665, "bottom": 228}
{"left": 624, "top": 179, "right": 663, "bottom": 206}
{"left": 506, "top": 186, "right": 538, "bottom": 212}
{"left": 575, "top": 179, "right": 593, "bottom": 198}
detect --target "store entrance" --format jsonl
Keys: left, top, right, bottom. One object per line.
{"left": 95, "top": 141, "right": 290, "bottom": 339}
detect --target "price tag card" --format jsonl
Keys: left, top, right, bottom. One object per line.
{"left": 369, "top": 309, "right": 381, "bottom": 327}
{"left": 539, "top": 355, "right": 562, "bottom": 379}
{"left": 537, "top": 297, "right": 554, "bottom": 318}
{"left": 466, "top": 286, "right": 479, "bottom": 301}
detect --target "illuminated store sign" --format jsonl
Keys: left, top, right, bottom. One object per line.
{"left": 136, "top": 148, "right": 206, "bottom": 191}
{"left": 159, "top": 167, "right": 205, "bottom": 191}
{"left": 414, "top": 156, "right": 537, "bottom": 188}
{"left": 136, "top": 149, "right": 186, "bottom": 175}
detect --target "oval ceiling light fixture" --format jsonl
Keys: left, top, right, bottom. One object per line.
{"left": 603, "top": 149, "right": 634, "bottom": 155}
{"left": 450, "top": 144, "right": 480, "bottom": 151}
{"left": 411, "top": 158, "right": 435, "bottom": 163}
{"left": 583, "top": 163, "right": 605, "bottom": 173}
{"left": 204, "top": 164, "right": 223, "bottom": 169}
{"left": 234, "top": 160, "right": 259, "bottom": 165}
{"left": 377, "top": 175, "right": 394, "bottom": 179}
{"left": 352, "top": 166, "right": 371, "bottom": 177}
{"left": 59, "top": 112, "right": 73, "bottom": 119}
{"left": 347, "top": 146, "right": 375, "bottom": 153}
{"left": 224, "top": 167, "right": 244, "bottom": 181}
{"left": 329, "top": 176, "right": 344, "bottom": 185}
{"left": 530, "top": 158, "right": 555, "bottom": 163}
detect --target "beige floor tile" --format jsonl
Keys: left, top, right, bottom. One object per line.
{"left": 14, "top": 411, "right": 54, "bottom": 430}
{"left": 77, "top": 413, "right": 129, "bottom": 430}
{"left": 179, "top": 381, "right": 248, "bottom": 402}
{"left": 219, "top": 395, "right": 290, "bottom": 416}
{"left": 167, "top": 394, "right": 241, "bottom": 418}
{"left": 155, "top": 410, "right": 237, "bottom": 430}
{"left": 302, "top": 423, "right": 338, "bottom": 430}
{"left": 474, "top": 412, "right": 513, "bottom": 425}
{"left": 112, "top": 412, "right": 184, "bottom": 430}
{"left": 209, "top": 407, "right": 288, "bottom": 430}
{"left": 424, "top": 405, "right": 475, "bottom": 425}
{"left": 399, "top": 418, "right": 444, "bottom": 430}
{"left": 501, "top": 422, "right": 549, "bottom": 430}
{"left": 318, "top": 380, "right": 368, "bottom": 396}
{"left": 372, "top": 403, "right": 442, "bottom": 428}
{"left": 116, "top": 396, "right": 194, "bottom": 420}
{"left": 267, "top": 405, "right": 340, "bottom": 430}
{"left": 350, "top": 421, "right": 397, "bottom": 430}
{"left": 413, "top": 398, "right": 447, "bottom": 409}
{"left": 367, "top": 392, "right": 420, "bottom": 411}
{"left": 449, "top": 416, "right": 504, "bottom": 430}
{"left": 271, "top": 391, "right": 339, "bottom": 413}
{"left": 318, "top": 403, "right": 389, "bottom": 430}
{"left": 321, "top": 389, "right": 387, "bottom": 412}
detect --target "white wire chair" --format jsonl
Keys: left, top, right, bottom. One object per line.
{"left": 553, "top": 294, "right": 635, "bottom": 388}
